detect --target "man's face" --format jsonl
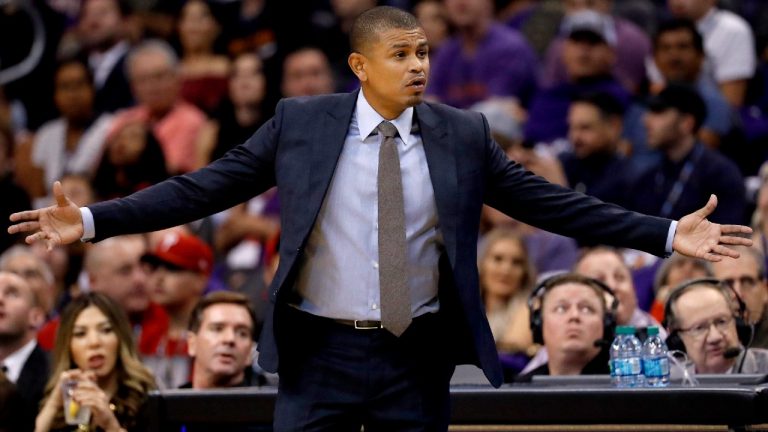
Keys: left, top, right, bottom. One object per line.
{"left": 147, "top": 265, "right": 205, "bottom": 309}
{"left": 712, "top": 253, "right": 768, "bottom": 324}
{"left": 562, "top": 38, "right": 614, "bottom": 81}
{"left": 54, "top": 63, "right": 94, "bottom": 123}
{"left": 644, "top": 108, "right": 685, "bottom": 151}
{"left": 674, "top": 286, "right": 740, "bottom": 373}
{"left": 78, "top": 0, "right": 123, "bottom": 51}
{"left": 188, "top": 304, "right": 254, "bottom": 386}
{"left": 567, "top": 102, "right": 618, "bottom": 158}
{"left": 351, "top": 27, "right": 429, "bottom": 119}
{"left": 1, "top": 254, "right": 54, "bottom": 315}
{"left": 443, "top": 0, "right": 491, "bottom": 29}
{"left": 668, "top": 0, "right": 716, "bottom": 20}
{"left": 542, "top": 282, "right": 604, "bottom": 358}
{"left": 89, "top": 238, "right": 149, "bottom": 315}
{"left": 576, "top": 251, "right": 636, "bottom": 325}
{"left": 0, "top": 273, "right": 42, "bottom": 341}
{"left": 129, "top": 50, "right": 179, "bottom": 115}
{"left": 282, "top": 50, "right": 334, "bottom": 98}
{"left": 654, "top": 29, "right": 702, "bottom": 83}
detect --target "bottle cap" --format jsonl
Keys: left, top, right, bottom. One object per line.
{"left": 646, "top": 326, "right": 659, "bottom": 336}
{"left": 616, "top": 325, "right": 635, "bottom": 335}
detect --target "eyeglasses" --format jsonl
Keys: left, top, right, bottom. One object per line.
{"left": 678, "top": 316, "right": 734, "bottom": 339}
{"left": 721, "top": 276, "right": 761, "bottom": 291}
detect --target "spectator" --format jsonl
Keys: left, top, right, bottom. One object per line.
{"left": 414, "top": 0, "right": 451, "bottom": 56}
{"left": 519, "top": 273, "right": 615, "bottom": 378}
{"left": 524, "top": 10, "right": 630, "bottom": 146}
{"left": 280, "top": 48, "right": 336, "bottom": 99}
{"left": 112, "top": 40, "right": 207, "bottom": 175}
{"left": 664, "top": 279, "right": 768, "bottom": 374}
{"left": 0, "top": 272, "right": 48, "bottom": 432}
{"left": 93, "top": 120, "right": 169, "bottom": 200}
{"left": 177, "top": 0, "right": 231, "bottom": 115}
{"left": 0, "top": 246, "right": 57, "bottom": 317}
{"left": 650, "top": 252, "right": 713, "bottom": 323}
{"left": 540, "top": 0, "right": 651, "bottom": 94}
{"left": 0, "top": 125, "right": 30, "bottom": 255}
{"left": 627, "top": 83, "right": 746, "bottom": 224}
{"left": 478, "top": 228, "right": 537, "bottom": 377}
{"left": 141, "top": 231, "right": 213, "bottom": 389}
{"left": 712, "top": 246, "right": 768, "bottom": 349}
{"left": 35, "top": 293, "right": 156, "bottom": 431}
{"left": 561, "top": 92, "right": 634, "bottom": 206}
{"left": 75, "top": 0, "right": 135, "bottom": 113}
{"left": 497, "top": 0, "right": 563, "bottom": 57}
{"left": 662, "top": 0, "right": 756, "bottom": 107}
{"left": 427, "top": 0, "right": 538, "bottom": 108}
{"left": 20, "top": 59, "right": 113, "bottom": 208}
{"left": 183, "top": 291, "right": 261, "bottom": 389}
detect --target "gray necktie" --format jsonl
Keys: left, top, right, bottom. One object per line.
{"left": 377, "top": 121, "right": 411, "bottom": 336}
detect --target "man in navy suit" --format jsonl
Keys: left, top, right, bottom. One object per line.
{"left": 10, "top": 6, "right": 753, "bottom": 431}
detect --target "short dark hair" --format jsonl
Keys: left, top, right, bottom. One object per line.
{"left": 654, "top": 18, "right": 704, "bottom": 54}
{"left": 188, "top": 291, "right": 258, "bottom": 339}
{"left": 571, "top": 92, "right": 626, "bottom": 118}
{"left": 350, "top": 6, "right": 421, "bottom": 54}
{"left": 647, "top": 83, "right": 707, "bottom": 132}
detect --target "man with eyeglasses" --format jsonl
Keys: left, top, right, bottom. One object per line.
{"left": 665, "top": 280, "right": 768, "bottom": 374}
{"left": 712, "top": 246, "right": 768, "bottom": 349}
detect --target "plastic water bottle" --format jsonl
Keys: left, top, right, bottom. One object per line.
{"left": 610, "top": 325, "right": 645, "bottom": 387}
{"left": 642, "top": 326, "right": 670, "bottom": 387}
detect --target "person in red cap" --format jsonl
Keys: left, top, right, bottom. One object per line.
{"left": 140, "top": 230, "right": 213, "bottom": 389}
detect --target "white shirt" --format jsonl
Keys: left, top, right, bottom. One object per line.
{"left": 88, "top": 41, "right": 130, "bottom": 90}
{"left": 2, "top": 339, "right": 37, "bottom": 383}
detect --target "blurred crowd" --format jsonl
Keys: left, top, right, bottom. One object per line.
{"left": 3, "top": 0, "right": 768, "bottom": 430}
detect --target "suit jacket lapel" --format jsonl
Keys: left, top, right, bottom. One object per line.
{"left": 416, "top": 103, "right": 458, "bottom": 265}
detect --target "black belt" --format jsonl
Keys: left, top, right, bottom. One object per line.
{"left": 331, "top": 319, "right": 384, "bottom": 330}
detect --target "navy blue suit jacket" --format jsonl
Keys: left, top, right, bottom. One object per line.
{"left": 89, "top": 91, "right": 672, "bottom": 387}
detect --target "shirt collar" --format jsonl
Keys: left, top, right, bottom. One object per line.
{"left": 2, "top": 339, "right": 37, "bottom": 383}
{"left": 355, "top": 90, "right": 414, "bottom": 144}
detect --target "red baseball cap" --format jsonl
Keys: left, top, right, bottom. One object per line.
{"left": 142, "top": 232, "right": 213, "bottom": 276}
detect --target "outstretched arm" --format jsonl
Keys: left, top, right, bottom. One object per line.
{"left": 8, "top": 181, "right": 83, "bottom": 250}
{"left": 673, "top": 195, "right": 752, "bottom": 261}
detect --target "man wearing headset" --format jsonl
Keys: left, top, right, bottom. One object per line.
{"left": 519, "top": 273, "right": 615, "bottom": 378}
{"left": 664, "top": 279, "right": 768, "bottom": 374}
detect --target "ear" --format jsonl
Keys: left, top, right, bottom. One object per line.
{"left": 28, "top": 307, "right": 45, "bottom": 330}
{"left": 187, "top": 332, "right": 197, "bottom": 357}
{"left": 348, "top": 53, "right": 368, "bottom": 82}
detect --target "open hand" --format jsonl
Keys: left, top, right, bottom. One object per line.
{"left": 672, "top": 195, "right": 752, "bottom": 261}
{"left": 7, "top": 181, "right": 84, "bottom": 250}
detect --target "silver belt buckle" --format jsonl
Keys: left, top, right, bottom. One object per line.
{"left": 354, "top": 320, "right": 381, "bottom": 330}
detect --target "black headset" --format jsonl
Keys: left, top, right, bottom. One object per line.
{"left": 663, "top": 277, "right": 754, "bottom": 354}
{"left": 528, "top": 273, "right": 619, "bottom": 345}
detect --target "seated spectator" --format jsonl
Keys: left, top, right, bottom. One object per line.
{"left": 712, "top": 247, "right": 768, "bottom": 349}
{"left": 478, "top": 228, "right": 537, "bottom": 376}
{"left": 561, "top": 92, "right": 634, "bottom": 206}
{"left": 427, "top": 0, "right": 538, "bottom": 109}
{"left": 112, "top": 40, "right": 207, "bottom": 175}
{"left": 497, "top": 0, "right": 563, "bottom": 57}
{"left": 650, "top": 253, "right": 713, "bottom": 323}
{"left": 93, "top": 119, "right": 169, "bottom": 200}
{"left": 627, "top": 84, "right": 746, "bottom": 224}
{"left": 650, "top": 18, "right": 734, "bottom": 149}
{"left": 35, "top": 293, "right": 156, "bottom": 431}
{"left": 0, "top": 124, "right": 30, "bottom": 255}
{"left": 414, "top": 0, "right": 450, "bottom": 56}
{"left": 540, "top": 1, "right": 651, "bottom": 94}
{"left": 183, "top": 291, "right": 261, "bottom": 389}
{"left": 0, "top": 245, "right": 58, "bottom": 317}
{"left": 19, "top": 58, "right": 113, "bottom": 208}
{"left": 524, "top": 10, "right": 630, "bottom": 146}
{"left": 664, "top": 279, "right": 768, "bottom": 374}
{"left": 280, "top": 48, "right": 336, "bottom": 99}
{"left": 0, "top": 272, "right": 48, "bottom": 431}
{"left": 141, "top": 231, "right": 213, "bottom": 389}
{"left": 177, "top": 0, "right": 231, "bottom": 115}
{"left": 661, "top": 0, "right": 756, "bottom": 107}
{"left": 518, "top": 273, "right": 615, "bottom": 378}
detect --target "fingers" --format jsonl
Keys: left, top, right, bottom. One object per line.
{"left": 7, "top": 221, "right": 40, "bottom": 235}
{"left": 720, "top": 224, "right": 754, "bottom": 235}
{"left": 710, "top": 244, "right": 740, "bottom": 259}
{"left": 53, "top": 181, "right": 69, "bottom": 208}
{"left": 719, "top": 235, "right": 753, "bottom": 246}
{"left": 8, "top": 209, "right": 40, "bottom": 224}
{"left": 694, "top": 194, "right": 718, "bottom": 219}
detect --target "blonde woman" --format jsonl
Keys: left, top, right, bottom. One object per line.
{"left": 35, "top": 293, "right": 156, "bottom": 432}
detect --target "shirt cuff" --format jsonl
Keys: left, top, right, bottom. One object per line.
{"left": 665, "top": 220, "right": 678, "bottom": 256}
{"left": 80, "top": 207, "right": 95, "bottom": 242}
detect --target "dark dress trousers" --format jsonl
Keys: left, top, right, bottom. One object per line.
{"left": 88, "top": 91, "right": 671, "bottom": 389}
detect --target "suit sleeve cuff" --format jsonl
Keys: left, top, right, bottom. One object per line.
{"left": 80, "top": 207, "right": 95, "bottom": 242}
{"left": 665, "top": 220, "right": 678, "bottom": 257}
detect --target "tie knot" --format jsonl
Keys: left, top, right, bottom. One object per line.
{"left": 377, "top": 121, "right": 398, "bottom": 139}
